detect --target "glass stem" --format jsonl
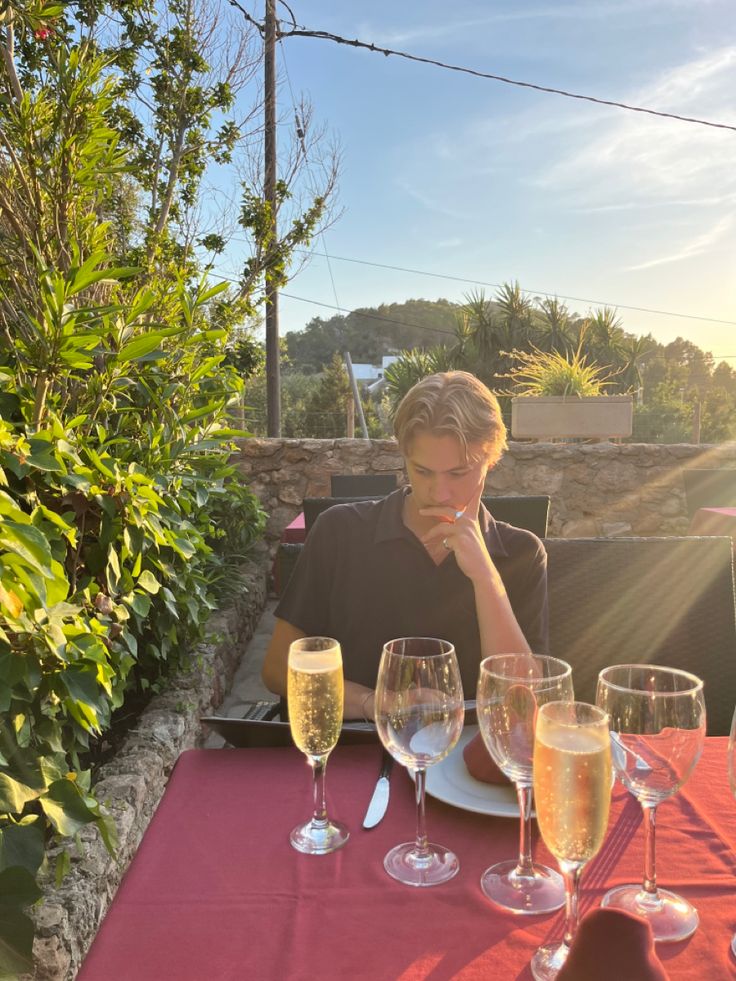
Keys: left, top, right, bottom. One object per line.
{"left": 642, "top": 803, "right": 658, "bottom": 897}
{"left": 515, "top": 783, "right": 535, "bottom": 875}
{"left": 310, "top": 755, "right": 329, "bottom": 828}
{"left": 414, "top": 767, "right": 429, "bottom": 857}
{"left": 560, "top": 861, "right": 584, "bottom": 948}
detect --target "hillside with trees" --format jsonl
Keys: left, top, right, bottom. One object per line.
{"left": 264, "top": 286, "right": 736, "bottom": 443}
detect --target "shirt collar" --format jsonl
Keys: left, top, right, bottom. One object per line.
{"left": 375, "top": 486, "right": 509, "bottom": 557}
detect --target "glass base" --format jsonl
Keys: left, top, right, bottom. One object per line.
{"left": 290, "top": 818, "right": 349, "bottom": 855}
{"left": 384, "top": 840, "right": 459, "bottom": 887}
{"left": 601, "top": 883, "right": 699, "bottom": 942}
{"left": 480, "top": 859, "right": 565, "bottom": 915}
{"left": 531, "top": 940, "right": 569, "bottom": 980}
{"left": 730, "top": 932, "right": 736, "bottom": 958}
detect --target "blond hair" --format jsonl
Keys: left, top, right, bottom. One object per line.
{"left": 393, "top": 371, "right": 507, "bottom": 464}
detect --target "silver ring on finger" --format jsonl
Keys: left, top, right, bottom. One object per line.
{"left": 442, "top": 537, "right": 451, "bottom": 551}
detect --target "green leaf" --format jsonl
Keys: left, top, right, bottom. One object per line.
{"left": 136, "top": 570, "right": 160, "bottom": 594}
{"left": 25, "top": 439, "right": 64, "bottom": 473}
{"left": 0, "top": 822, "right": 45, "bottom": 876}
{"left": 106, "top": 545, "right": 121, "bottom": 592}
{"left": 85, "top": 448, "right": 115, "bottom": 479}
{"left": 117, "top": 334, "right": 166, "bottom": 363}
{"left": 0, "top": 866, "right": 42, "bottom": 910}
{"left": 0, "top": 774, "right": 39, "bottom": 814}
{"left": 0, "top": 522, "right": 53, "bottom": 576}
{"left": 67, "top": 261, "right": 140, "bottom": 296}
{"left": 40, "top": 779, "right": 99, "bottom": 837}
{"left": 0, "top": 905, "right": 35, "bottom": 976}
{"left": 126, "top": 592, "right": 151, "bottom": 618}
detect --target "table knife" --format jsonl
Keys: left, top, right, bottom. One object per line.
{"left": 362, "top": 750, "right": 394, "bottom": 829}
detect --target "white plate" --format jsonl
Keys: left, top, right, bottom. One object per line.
{"left": 425, "top": 726, "right": 521, "bottom": 818}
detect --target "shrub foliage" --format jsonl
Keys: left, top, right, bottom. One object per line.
{"left": 0, "top": 2, "right": 324, "bottom": 973}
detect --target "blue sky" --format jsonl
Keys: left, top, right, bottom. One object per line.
{"left": 219, "top": 1, "right": 736, "bottom": 362}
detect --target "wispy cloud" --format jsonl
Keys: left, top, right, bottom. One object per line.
{"left": 533, "top": 45, "right": 736, "bottom": 209}
{"left": 626, "top": 214, "right": 734, "bottom": 271}
{"left": 361, "top": 1, "right": 704, "bottom": 47}
{"left": 394, "top": 178, "right": 462, "bottom": 219}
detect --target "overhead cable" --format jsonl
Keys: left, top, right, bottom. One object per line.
{"left": 226, "top": 1, "right": 736, "bottom": 133}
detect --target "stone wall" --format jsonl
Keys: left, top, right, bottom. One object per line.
{"left": 233, "top": 437, "right": 736, "bottom": 541}
{"left": 29, "top": 555, "right": 270, "bottom": 981}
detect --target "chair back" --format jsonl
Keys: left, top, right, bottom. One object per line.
{"left": 544, "top": 536, "right": 736, "bottom": 735}
{"left": 683, "top": 469, "right": 736, "bottom": 519}
{"left": 276, "top": 543, "right": 304, "bottom": 596}
{"left": 330, "top": 473, "right": 397, "bottom": 497}
{"left": 482, "top": 495, "right": 550, "bottom": 538}
{"left": 303, "top": 494, "right": 550, "bottom": 537}
{"left": 276, "top": 535, "right": 736, "bottom": 733}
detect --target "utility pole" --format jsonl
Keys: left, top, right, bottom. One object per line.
{"left": 264, "top": 0, "right": 280, "bottom": 436}
{"left": 344, "top": 352, "right": 369, "bottom": 439}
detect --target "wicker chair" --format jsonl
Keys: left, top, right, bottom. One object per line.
{"left": 302, "top": 494, "right": 550, "bottom": 537}
{"left": 544, "top": 536, "right": 736, "bottom": 735}
{"left": 277, "top": 536, "right": 736, "bottom": 735}
{"left": 683, "top": 469, "right": 736, "bottom": 520}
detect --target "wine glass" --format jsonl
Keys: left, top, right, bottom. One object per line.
{"left": 531, "top": 701, "right": 612, "bottom": 981}
{"left": 727, "top": 706, "right": 736, "bottom": 958}
{"left": 476, "top": 654, "right": 574, "bottom": 914}
{"left": 596, "top": 664, "right": 705, "bottom": 942}
{"left": 374, "top": 637, "right": 465, "bottom": 886}
{"left": 287, "top": 636, "right": 349, "bottom": 855}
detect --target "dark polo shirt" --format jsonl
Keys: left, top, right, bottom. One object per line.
{"left": 275, "top": 487, "right": 549, "bottom": 695}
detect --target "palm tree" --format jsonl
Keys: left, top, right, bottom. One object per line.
{"left": 585, "top": 307, "right": 626, "bottom": 369}
{"left": 534, "top": 296, "right": 574, "bottom": 354}
{"left": 494, "top": 281, "right": 536, "bottom": 351}
{"left": 615, "top": 335, "right": 657, "bottom": 394}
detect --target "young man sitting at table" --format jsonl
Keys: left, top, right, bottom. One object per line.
{"left": 261, "top": 370, "right": 548, "bottom": 720}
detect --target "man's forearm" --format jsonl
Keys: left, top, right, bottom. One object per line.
{"left": 473, "top": 571, "right": 531, "bottom": 656}
{"left": 344, "top": 680, "right": 375, "bottom": 721}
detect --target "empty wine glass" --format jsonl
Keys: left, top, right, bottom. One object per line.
{"left": 287, "top": 636, "right": 349, "bottom": 855}
{"left": 374, "top": 637, "right": 464, "bottom": 886}
{"left": 531, "top": 701, "right": 612, "bottom": 980}
{"left": 476, "top": 654, "right": 574, "bottom": 914}
{"left": 728, "top": 706, "right": 736, "bottom": 958}
{"left": 596, "top": 664, "right": 705, "bottom": 942}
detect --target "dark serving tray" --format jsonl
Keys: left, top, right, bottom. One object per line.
{"left": 201, "top": 716, "right": 378, "bottom": 748}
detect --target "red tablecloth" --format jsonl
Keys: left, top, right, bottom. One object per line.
{"left": 688, "top": 507, "right": 736, "bottom": 540}
{"left": 78, "top": 740, "right": 736, "bottom": 980}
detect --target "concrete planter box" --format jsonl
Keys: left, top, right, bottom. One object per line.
{"left": 511, "top": 395, "right": 634, "bottom": 440}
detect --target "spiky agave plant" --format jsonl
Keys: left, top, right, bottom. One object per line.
{"left": 504, "top": 342, "right": 614, "bottom": 397}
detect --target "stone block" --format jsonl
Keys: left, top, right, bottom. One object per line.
{"left": 601, "top": 521, "right": 633, "bottom": 538}
{"left": 560, "top": 518, "right": 599, "bottom": 538}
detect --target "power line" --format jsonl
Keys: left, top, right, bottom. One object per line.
{"left": 229, "top": 2, "right": 736, "bottom": 134}
{"left": 293, "top": 249, "right": 736, "bottom": 328}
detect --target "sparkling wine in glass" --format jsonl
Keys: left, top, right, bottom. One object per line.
{"left": 596, "top": 664, "right": 705, "bottom": 942}
{"left": 375, "top": 637, "right": 464, "bottom": 886}
{"left": 476, "top": 654, "right": 574, "bottom": 914}
{"left": 287, "top": 636, "right": 349, "bottom": 855}
{"left": 531, "top": 701, "right": 612, "bottom": 981}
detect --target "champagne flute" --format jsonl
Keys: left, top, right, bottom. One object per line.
{"left": 287, "top": 636, "right": 349, "bottom": 855}
{"left": 476, "top": 654, "right": 574, "bottom": 914}
{"left": 727, "top": 706, "right": 736, "bottom": 958}
{"left": 374, "top": 637, "right": 464, "bottom": 886}
{"left": 531, "top": 701, "right": 612, "bottom": 981}
{"left": 596, "top": 664, "right": 705, "bottom": 942}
